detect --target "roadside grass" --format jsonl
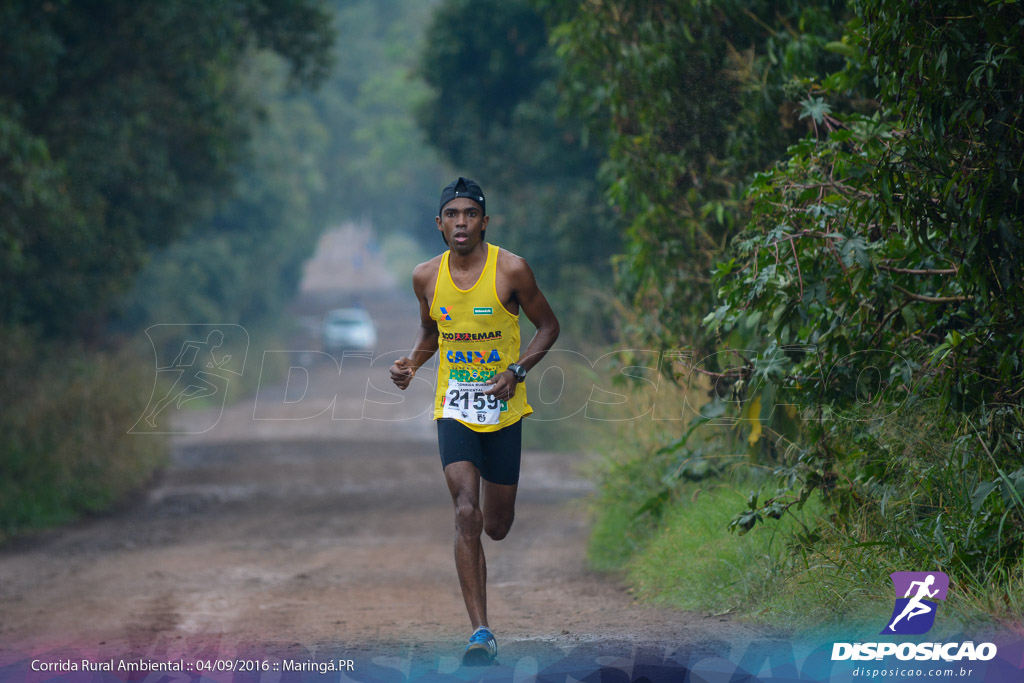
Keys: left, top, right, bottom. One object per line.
{"left": 0, "top": 317, "right": 303, "bottom": 543}
{"left": 586, "top": 375, "right": 1024, "bottom": 633}
{"left": 625, "top": 479, "right": 826, "bottom": 613}
{"left": 782, "top": 396, "right": 1024, "bottom": 634}
{"left": 588, "top": 456, "right": 901, "bottom": 633}
{"left": 0, "top": 327, "right": 168, "bottom": 541}
{"left": 587, "top": 373, "right": 761, "bottom": 579}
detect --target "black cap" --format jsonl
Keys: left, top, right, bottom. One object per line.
{"left": 439, "top": 177, "right": 485, "bottom": 216}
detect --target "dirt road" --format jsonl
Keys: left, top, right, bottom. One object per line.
{"left": 0, "top": 228, "right": 777, "bottom": 680}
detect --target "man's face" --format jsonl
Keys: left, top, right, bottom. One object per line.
{"left": 437, "top": 197, "right": 488, "bottom": 254}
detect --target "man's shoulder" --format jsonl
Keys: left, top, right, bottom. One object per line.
{"left": 412, "top": 254, "right": 444, "bottom": 278}
{"left": 410, "top": 253, "right": 444, "bottom": 297}
{"left": 495, "top": 246, "right": 533, "bottom": 279}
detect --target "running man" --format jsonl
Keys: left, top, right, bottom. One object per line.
{"left": 389, "top": 177, "right": 559, "bottom": 665}
{"left": 888, "top": 574, "right": 939, "bottom": 631}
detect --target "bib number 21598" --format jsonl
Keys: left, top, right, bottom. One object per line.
{"left": 442, "top": 380, "right": 504, "bottom": 425}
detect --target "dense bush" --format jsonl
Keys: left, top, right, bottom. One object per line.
{"left": 713, "top": 0, "right": 1024, "bottom": 576}
{"left": 0, "top": 329, "right": 167, "bottom": 538}
{"left": 545, "top": 0, "right": 1024, "bottom": 621}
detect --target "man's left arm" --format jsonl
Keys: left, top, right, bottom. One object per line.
{"left": 484, "top": 257, "right": 559, "bottom": 399}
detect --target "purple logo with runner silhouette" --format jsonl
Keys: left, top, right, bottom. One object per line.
{"left": 882, "top": 571, "right": 949, "bottom": 635}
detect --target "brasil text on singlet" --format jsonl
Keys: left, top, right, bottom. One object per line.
{"left": 430, "top": 243, "right": 532, "bottom": 431}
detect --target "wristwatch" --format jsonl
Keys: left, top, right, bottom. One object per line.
{"left": 507, "top": 362, "right": 527, "bottom": 383}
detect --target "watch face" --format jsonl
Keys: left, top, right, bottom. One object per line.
{"left": 511, "top": 364, "right": 526, "bottom": 381}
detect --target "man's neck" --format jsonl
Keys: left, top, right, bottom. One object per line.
{"left": 448, "top": 242, "right": 488, "bottom": 268}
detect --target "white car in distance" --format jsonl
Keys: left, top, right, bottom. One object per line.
{"left": 321, "top": 307, "right": 377, "bottom": 354}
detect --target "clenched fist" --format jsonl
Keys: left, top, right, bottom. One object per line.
{"left": 390, "top": 357, "right": 416, "bottom": 390}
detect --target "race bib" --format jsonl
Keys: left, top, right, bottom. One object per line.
{"left": 442, "top": 380, "right": 503, "bottom": 425}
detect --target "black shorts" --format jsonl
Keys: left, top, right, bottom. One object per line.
{"left": 436, "top": 418, "right": 523, "bottom": 486}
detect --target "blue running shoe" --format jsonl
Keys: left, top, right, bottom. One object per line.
{"left": 462, "top": 627, "right": 497, "bottom": 666}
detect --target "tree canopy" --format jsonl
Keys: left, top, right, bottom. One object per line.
{"left": 120, "top": 0, "right": 455, "bottom": 340}
{"left": 544, "top": 0, "right": 847, "bottom": 351}
{"left": 0, "top": 0, "right": 334, "bottom": 336}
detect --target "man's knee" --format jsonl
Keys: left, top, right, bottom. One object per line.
{"left": 484, "top": 513, "right": 513, "bottom": 541}
{"left": 454, "top": 501, "right": 483, "bottom": 537}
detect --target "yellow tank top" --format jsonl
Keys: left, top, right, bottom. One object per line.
{"left": 430, "top": 243, "right": 532, "bottom": 431}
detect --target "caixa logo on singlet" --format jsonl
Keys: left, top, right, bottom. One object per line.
{"left": 446, "top": 349, "right": 501, "bottom": 364}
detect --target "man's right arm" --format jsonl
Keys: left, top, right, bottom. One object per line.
{"left": 390, "top": 261, "right": 439, "bottom": 390}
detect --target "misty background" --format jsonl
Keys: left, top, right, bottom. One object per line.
{"left": 3, "top": 0, "right": 1023, "bottom": 632}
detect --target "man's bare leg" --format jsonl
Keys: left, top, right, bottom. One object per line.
{"left": 482, "top": 478, "right": 517, "bottom": 542}
{"left": 445, "top": 461, "right": 488, "bottom": 629}
{"left": 444, "top": 463, "right": 519, "bottom": 629}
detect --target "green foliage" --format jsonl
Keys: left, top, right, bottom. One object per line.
{"left": 420, "top": 0, "right": 550, "bottom": 155}
{"left": 552, "top": 0, "right": 1024, "bottom": 624}
{"left": 121, "top": 0, "right": 447, "bottom": 335}
{"left": 586, "top": 436, "right": 708, "bottom": 571}
{"left": 308, "top": 0, "right": 447, "bottom": 241}
{"left": 0, "top": 328, "right": 167, "bottom": 539}
{"left": 586, "top": 381, "right": 756, "bottom": 571}
{"left": 712, "top": 0, "right": 1024, "bottom": 559}
{"left": 777, "top": 400, "right": 1024, "bottom": 625}
{"left": 715, "top": 1, "right": 1024, "bottom": 407}
{"left": 546, "top": 0, "right": 847, "bottom": 352}
{"left": 0, "top": 0, "right": 334, "bottom": 335}
{"left": 118, "top": 54, "right": 330, "bottom": 335}
{"left": 417, "top": 0, "right": 620, "bottom": 341}
{"left": 625, "top": 482, "right": 823, "bottom": 614}
{"left": 0, "top": 106, "right": 75, "bottom": 325}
